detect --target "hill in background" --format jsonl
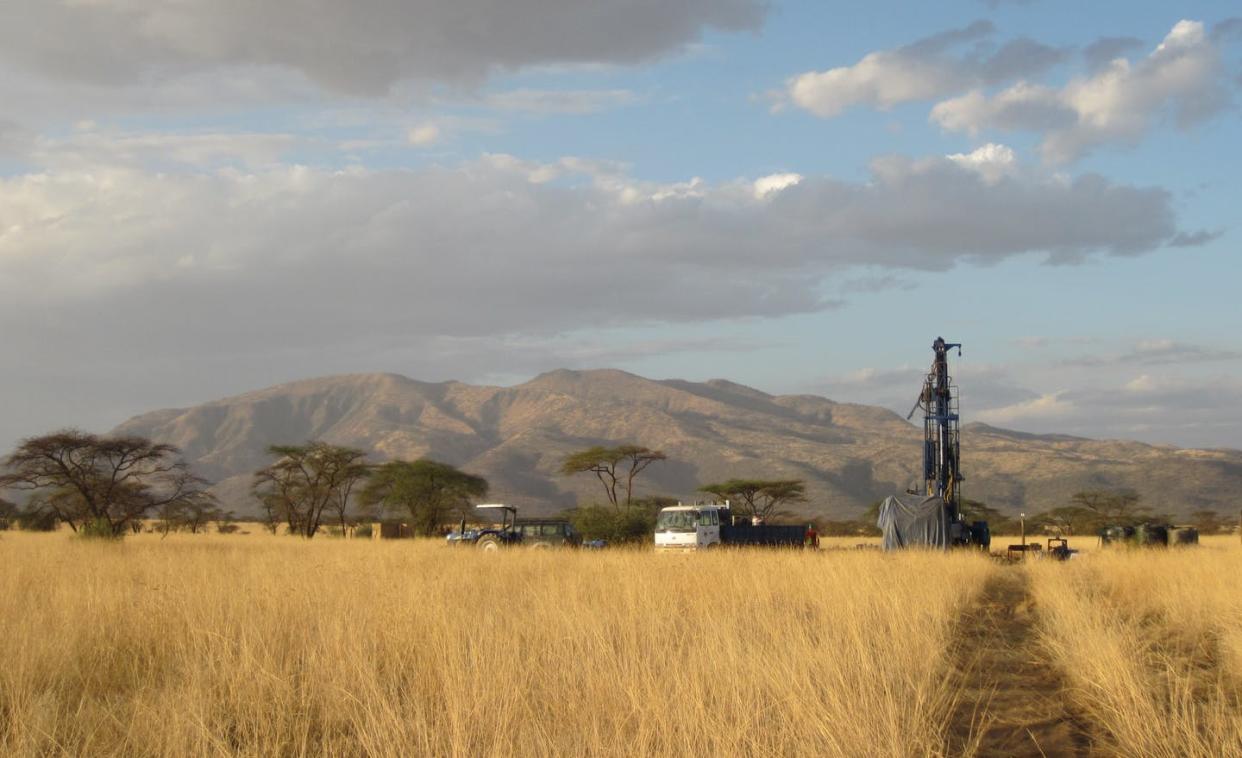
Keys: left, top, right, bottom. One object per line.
{"left": 113, "top": 369, "right": 1242, "bottom": 520}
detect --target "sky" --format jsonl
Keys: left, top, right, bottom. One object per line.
{"left": 1, "top": 0, "right": 1240, "bottom": 451}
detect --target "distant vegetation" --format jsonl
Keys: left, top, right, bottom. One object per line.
{"left": 698, "top": 478, "right": 807, "bottom": 520}
{"left": 1, "top": 429, "right": 1233, "bottom": 541}
{"left": 0, "top": 430, "right": 215, "bottom": 537}
{"left": 360, "top": 459, "right": 489, "bottom": 536}
{"left": 559, "top": 444, "right": 666, "bottom": 507}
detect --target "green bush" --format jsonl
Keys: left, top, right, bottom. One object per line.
{"left": 569, "top": 505, "right": 656, "bottom": 544}
{"left": 79, "top": 517, "right": 121, "bottom": 540}
{"left": 16, "top": 507, "right": 59, "bottom": 532}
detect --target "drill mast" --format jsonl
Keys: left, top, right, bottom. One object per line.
{"left": 908, "top": 337, "right": 963, "bottom": 525}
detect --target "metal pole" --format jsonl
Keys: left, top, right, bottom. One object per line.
{"left": 1021, "top": 513, "right": 1026, "bottom": 547}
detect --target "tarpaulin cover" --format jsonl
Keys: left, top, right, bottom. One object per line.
{"left": 877, "top": 494, "right": 948, "bottom": 550}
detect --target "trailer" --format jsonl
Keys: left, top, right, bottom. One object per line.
{"left": 654, "top": 503, "right": 812, "bottom": 551}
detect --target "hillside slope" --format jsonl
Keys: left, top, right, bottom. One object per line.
{"left": 113, "top": 370, "right": 1242, "bottom": 519}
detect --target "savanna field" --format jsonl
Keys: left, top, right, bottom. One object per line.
{"left": 2, "top": 532, "right": 1241, "bottom": 757}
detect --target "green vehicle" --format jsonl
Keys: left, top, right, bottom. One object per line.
{"left": 514, "top": 519, "right": 582, "bottom": 549}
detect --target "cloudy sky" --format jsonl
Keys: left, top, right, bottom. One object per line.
{"left": 2, "top": 0, "right": 1240, "bottom": 450}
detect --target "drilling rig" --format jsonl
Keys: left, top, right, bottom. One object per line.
{"left": 905, "top": 337, "right": 989, "bottom": 549}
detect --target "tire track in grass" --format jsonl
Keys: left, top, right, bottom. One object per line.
{"left": 945, "top": 568, "right": 1095, "bottom": 757}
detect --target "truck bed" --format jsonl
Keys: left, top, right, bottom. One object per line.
{"left": 720, "top": 524, "right": 806, "bottom": 546}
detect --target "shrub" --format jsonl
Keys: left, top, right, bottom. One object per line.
{"left": 80, "top": 517, "right": 121, "bottom": 540}
{"left": 16, "top": 506, "right": 58, "bottom": 532}
{"left": 569, "top": 505, "right": 655, "bottom": 544}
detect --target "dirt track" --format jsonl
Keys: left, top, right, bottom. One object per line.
{"left": 946, "top": 568, "right": 1094, "bottom": 757}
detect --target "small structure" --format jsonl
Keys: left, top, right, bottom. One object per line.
{"left": 1099, "top": 523, "right": 1199, "bottom": 547}
{"left": 374, "top": 522, "right": 415, "bottom": 539}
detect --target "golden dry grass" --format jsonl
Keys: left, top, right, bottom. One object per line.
{"left": 1027, "top": 537, "right": 1242, "bottom": 757}
{"left": 0, "top": 532, "right": 994, "bottom": 757}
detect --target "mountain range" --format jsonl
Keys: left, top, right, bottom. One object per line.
{"left": 113, "top": 370, "right": 1242, "bottom": 520}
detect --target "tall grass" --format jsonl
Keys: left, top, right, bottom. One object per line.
{"left": 0, "top": 533, "right": 992, "bottom": 757}
{"left": 1027, "top": 541, "right": 1242, "bottom": 758}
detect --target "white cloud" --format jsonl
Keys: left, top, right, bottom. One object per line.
{"left": 481, "top": 89, "right": 638, "bottom": 114}
{"left": 0, "top": 142, "right": 1202, "bottom": 450}
{"left": 752, "top": 173, "right": 803, "bottom": 199}
{"left": 25, "top": 130, "right": 299, "bottom": 170}
{"left": 976, "top": 392, "right": 1074, "bottom": 424}
{"left": 0, "top": 145, "right": 1186, "bottom": 311}
{"left": 931, "top": 20, "right": 1236, "bottom": 163}
{"left": 0, "top": 0, "right": 765, "bottom": 95}
{"left": 945, "top": 143, "right": 1017, "bottom": 184}
{"left": 407, "top": 123, "right": 441, "bottom": 147}
{"left": 1065, "top": 339, "right": 1242, "bottom": 367}
{"left": 782, "top": 21, "right": 1066, "bottom": 117}
{"left": 1124, "top": 375, "right": 1157, "bottom": 392}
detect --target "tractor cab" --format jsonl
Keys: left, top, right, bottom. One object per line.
{"left": 471, "top": 504, "right": 523, "bottom": 550}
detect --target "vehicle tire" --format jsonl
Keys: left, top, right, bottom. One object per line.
{"left": 477, "top": 535, "right": 503, "bottom": 551}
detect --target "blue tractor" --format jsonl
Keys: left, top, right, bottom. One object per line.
{"left": 447, "top": 504, "right": 524, "bottom": 550}
{"left": 447, "top": 504, "right": 588, "bottom": 549}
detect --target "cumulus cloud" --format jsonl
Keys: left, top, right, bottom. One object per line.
{"left": 1065, "top": 340, "right": 1242, "bottom": 367}
{"left": 481, "top": 89, "right": 639, "bottom": 114}
{"left": 752, "top": 173, "right": 803, "bottom": 199}
{"left": 0, "top": 141, "right": 1198, "bottom": 447}
{"left": 975, "top": 375, "right": 1242, "bottom": 448}
{"left": 783, "top": 20, "right": 1067, "bottom": 116}
{"left": 0, "top": 144, "right": 1186, "bottom": 317}
{"left": 931, "top": 20, "right": 1237, "bottom": 162}
{"left": 0, "top": 0, "right": 765, "bottom": 95}
{"left": 945, "top": 143, "right": 1017, "bottom": 183}
{"left": 976, "top": 391, "right": 1074, "bottom": 424}
{"left": 407, "top": 123, "right": 442, "bottom": 147}
{"left": 1168, "top": 229, "right": 1223, "bottom": 247}
{"left": 1083, "top": 36, "right": 1145, "bottom": 72}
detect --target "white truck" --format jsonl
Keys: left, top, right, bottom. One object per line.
{"left": 654, "top": 503, "right": 813, "bottom": 551}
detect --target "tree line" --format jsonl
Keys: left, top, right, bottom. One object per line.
{"left": 0, "top": 432, "right": 809, "bottom": 543}
{"left": 5, "top": 430, "right": 1226, "bottom": 542}
{"left": 0, "top": 431, "right": 490, "bottom": 539}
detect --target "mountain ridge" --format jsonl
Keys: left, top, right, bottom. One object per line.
{"left": 112, "top": 370, "right": 1242, "bottom": 520}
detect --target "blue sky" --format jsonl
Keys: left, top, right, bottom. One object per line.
{"left": 0, "top": 0, "right": 1239, "bottom": 450}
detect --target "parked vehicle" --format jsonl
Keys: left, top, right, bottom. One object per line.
{"left": 447, "top": 504, "right": 582, "bottom": 550}
{"left": 654, "top": 503, "right": 813, "bottom": 551}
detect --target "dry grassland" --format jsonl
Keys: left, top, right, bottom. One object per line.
{"left": 1027, "top": 537, "right": 1242, "bottom": 757}
{"left": 0, "top": 533, "right": 993, "bottom": 757}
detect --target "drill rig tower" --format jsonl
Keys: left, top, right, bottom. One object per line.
{"left": 906, "top": 337, "right": 987, "bottom": 548}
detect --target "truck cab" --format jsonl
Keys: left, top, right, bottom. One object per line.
{"left": 654, "top": 505, "right": 722, "bottom": 550}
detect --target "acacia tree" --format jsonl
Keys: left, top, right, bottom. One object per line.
{"left": 1030, "top": 506, "right": 1095, "bottom": 536}
{"left": 1070, "top": 489, "right": 1147, "bottom": 527}
{"left": 251, "top": 443, "right": 369, "bottom": 538}
{"left": 698, "top": 479, "right": 807, "bottom": 520}
{"left": 156, "top": 498, "right": 227, "bottom": 535}
{"left": 560, "top": 445, "right": 666, "bottom": 508}
{"left": 0, "top": 430, "right": 215, "bottom": 537}
{"left": 1190, "top": 509, "right": 1224, "bottom": 533}
{"left": 359, "top": 459, "right": 488, "bottom": 536}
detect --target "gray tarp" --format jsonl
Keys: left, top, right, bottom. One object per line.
{"left": 877, "top": 494, "right": 948, "bottom": 550}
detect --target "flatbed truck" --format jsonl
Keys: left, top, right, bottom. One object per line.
{"left": 654, "top": 503, "right": 813, "bottom": 551}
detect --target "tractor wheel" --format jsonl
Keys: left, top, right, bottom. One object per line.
{"left": 477, "top": 535, "right": 503, "bottom": 551}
